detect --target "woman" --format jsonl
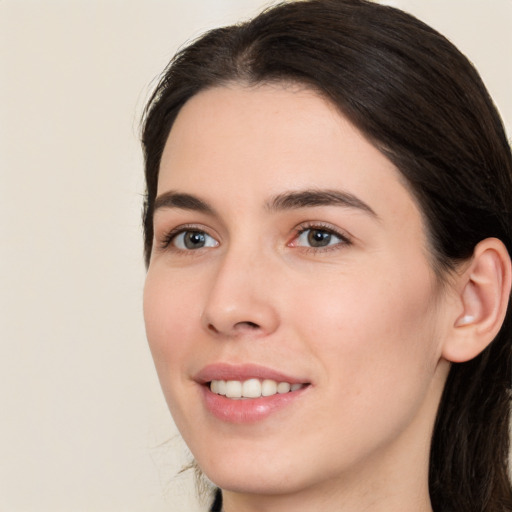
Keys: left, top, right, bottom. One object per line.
{"left": 141, "top": 1, "right": 512, "bottom": 510}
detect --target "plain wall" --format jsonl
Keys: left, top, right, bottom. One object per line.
{"left": 1, "top": 1, "right": 510, "bottom": 511}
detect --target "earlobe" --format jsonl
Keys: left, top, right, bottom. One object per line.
{"left": 443, "top": 238, "right": 512, "bottom": 363}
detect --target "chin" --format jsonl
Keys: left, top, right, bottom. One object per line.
{"left": 193, "top": 444, "right": 307, "bottom": 496}
{"left": 204, "top": 465, "right": 303, "bottom": 497}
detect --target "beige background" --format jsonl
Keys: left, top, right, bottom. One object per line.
{"left": 1, "top": 1, "right": 510, "bottom": 511}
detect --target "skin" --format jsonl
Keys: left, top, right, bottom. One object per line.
{"left": 143, "top": 83, "right": 460, "bottom": 511}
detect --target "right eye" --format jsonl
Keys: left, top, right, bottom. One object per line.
{"left": 169, "top": 230, "right": 219, "bottom": 250}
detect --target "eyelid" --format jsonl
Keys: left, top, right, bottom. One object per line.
{"left": 288, "top": 221, "right": 352, "bottom": 250}
{"left": 156, "top": 223, "right": 219, "bottom": 251}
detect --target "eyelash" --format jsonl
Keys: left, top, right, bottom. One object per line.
{"left": 156, "top": 222, "right": 352, "bottom": 253}
{"left": 158, "top": 224, "right": 214, "bottom": 251}
{"left": 291, "top": 222, "right": 352, "bottom": 253}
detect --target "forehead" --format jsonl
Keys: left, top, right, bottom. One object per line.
{"left": 158, "top": 84, "right": 416, "bottom": 222}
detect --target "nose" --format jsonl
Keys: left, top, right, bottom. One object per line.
{"left": 201, "top": 246, "right": 280, "bottom": 338}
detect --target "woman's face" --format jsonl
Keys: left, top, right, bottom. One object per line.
{"left": 144, "top": 84, "right": 453, "bottom": 500}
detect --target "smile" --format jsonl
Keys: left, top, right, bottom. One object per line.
{"left": 210, "top": 378, "right": 306, "bottom": 399}
{"left": 196, "top": 364, "right": 311, "bottom": 423}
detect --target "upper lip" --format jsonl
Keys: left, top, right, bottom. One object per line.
{"left": 194, "top": 363, "right": 308, "bottom": 385}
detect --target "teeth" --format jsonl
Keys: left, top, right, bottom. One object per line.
{"left": 225, "top": 380, "right": 242, "bottom": 398}
{"left": 277, "top": 382, "right": 291, "bottom": 393}
{"left": 209, "top": 379, "right": 305, "bottom": 398}
{"left": 261, "top": 379, "right": 277, "bottom": 397}
{"left": 242, "top": 378, "right": 261, "bottom": 398}
{"left": 217, "top": 380, "right": 227, "bottom": 395}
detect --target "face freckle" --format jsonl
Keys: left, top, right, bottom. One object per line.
{"left": 143, "top": 83, "right": 452, "bottom": 503}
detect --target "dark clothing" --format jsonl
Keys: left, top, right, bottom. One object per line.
{"left": 210, "top": 488, "right": 222, "bottom": 512}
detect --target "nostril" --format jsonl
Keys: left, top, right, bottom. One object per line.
{"left": 207, "top": 323, "right": 219, "bottom": 333}
{"left": 236, "top": 321, "right": 260, "bottom": 329}
{"left": 205, "top": 320, "right": 262, "bottom": 335}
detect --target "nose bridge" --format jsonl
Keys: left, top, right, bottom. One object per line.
{"left": 202, "top": 236, "right": 279, "bottom": 337}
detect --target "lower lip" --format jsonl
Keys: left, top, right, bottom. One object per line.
{"left": 201, "top": 385, "right": 308, "bottom": 424}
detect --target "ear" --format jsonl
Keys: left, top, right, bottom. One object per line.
{"left": 442, "top": 238, "right": 512, "bottom": 363}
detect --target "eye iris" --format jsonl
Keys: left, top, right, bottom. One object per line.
{"left": 307, "top": 229, "right": 331, "bottom": 247}
{"left": 184, "top": 231, "right": 206, "bottom": 249}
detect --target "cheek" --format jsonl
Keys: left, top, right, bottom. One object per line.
{"left": 143, "top": 269, "right": 210, "bottom": 439}
{"left": 292, "top": 264, "right": 441, "bottom": 400}
{"left": 290, "top": 272, "right": 442, "bottom": 463}
{"left": 143, "top": 269, "right": 199, "bottom": 382}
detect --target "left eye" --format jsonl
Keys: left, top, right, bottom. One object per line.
{"left": 296, "top": 228, "right": 345, "bottom": 248}
{"left": 172, "top": 230, "right": 218, "bottom": 250}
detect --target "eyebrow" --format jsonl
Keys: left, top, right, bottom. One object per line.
{"left": 153, "top": 191, "right": 216, "bottom": 215}
{"left": 266, "top": 189, "right": 378, "bottom": 217}
{"left": 153, "top": 188, "right": 377, "bottom": 218}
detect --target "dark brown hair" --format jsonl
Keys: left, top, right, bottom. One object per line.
{"left": 141, "top": 1, "right": 512, "bottom": 510}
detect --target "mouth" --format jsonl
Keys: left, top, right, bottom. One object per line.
{"left": 195, "top": 363, "right": 311, "bottom": 423}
